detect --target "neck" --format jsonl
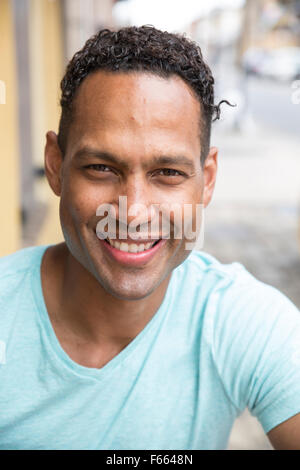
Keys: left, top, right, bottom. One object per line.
{"left": 45, "top": 243, "right": 171, "bottom": 349}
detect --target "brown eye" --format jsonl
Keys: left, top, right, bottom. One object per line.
{"left": 85, "top": 164, "right": 111, "bottom": 172}
{"left": 158, "top": 169, "right": 182, "bottom": 176}
{"left": 151, "top": 168, "right": 187, "bottom": 185}
{"left": 154, "top": 168, "right": 185, "bottom": 178}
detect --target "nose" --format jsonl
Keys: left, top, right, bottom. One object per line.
{"left": 118, "top": 173, "right": 152, "bottom": 232}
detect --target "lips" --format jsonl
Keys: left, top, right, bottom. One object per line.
{"left": 98, "top": 236, "right": 166, "bottom": 266}
{"left": 106, "top": 237, "right": 159, "bottom": 253}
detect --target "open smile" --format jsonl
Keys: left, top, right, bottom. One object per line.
{"left": 99, "top": 237, "right": 167, "bottom": 266}
{"left": 105, "top": 237, "right": 160, "bottom": 253}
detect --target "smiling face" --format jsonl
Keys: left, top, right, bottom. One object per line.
{"left": 45, "top": 71, "right": 217, "bottom": 300}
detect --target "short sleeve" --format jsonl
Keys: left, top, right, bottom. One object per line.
{"left": 210, "top": 276, "right": 300, "bottom": 434}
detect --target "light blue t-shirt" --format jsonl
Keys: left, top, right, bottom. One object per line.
{"left": 1, "top": 244, "right": 300, "bottom": 450}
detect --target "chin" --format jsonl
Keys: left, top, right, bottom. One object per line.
{"left": 94, "top": 272, "right": 163, "bottom": 301}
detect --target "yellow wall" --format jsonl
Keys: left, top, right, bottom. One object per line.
{"left": 0, "top": 0, "right": 21, "bottom": 256}
{"left": 29, "top": 0, "right": 64, "bottom": 246}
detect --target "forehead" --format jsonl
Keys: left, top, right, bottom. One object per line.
{"left": 68, "top": 70, "right": 202, "bottom": 158}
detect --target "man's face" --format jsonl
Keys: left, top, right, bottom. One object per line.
{"left": 46, "top": 71, "right": 217, "bottom": 300}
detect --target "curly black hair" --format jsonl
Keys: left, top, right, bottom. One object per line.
{"left": 58, "top": 25, "right": 227, "bottom": 165}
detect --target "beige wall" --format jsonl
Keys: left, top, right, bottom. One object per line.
{"left": 28, "top": 0, "right": 64, "bottom": 246}
{"left": 0, "top": 0, "right": 21, "bottom": 256}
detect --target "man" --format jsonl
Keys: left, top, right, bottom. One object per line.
{"left": 1, "top": 25, "right": 300, "bottom": 450}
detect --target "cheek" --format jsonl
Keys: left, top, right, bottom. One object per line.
{"left": 157, "top": 192, "right": 202, "bottom": 237}
{"left": 61, "top": 173, "right": 105, "bottom": 224}
{"left": 60, "top": 184, "right": 97, "bottom": 229}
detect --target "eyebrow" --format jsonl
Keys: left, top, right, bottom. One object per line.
{"left": 73, "top": 147, "right": 196, "bottom": 171}
{"left": 74, "top": 148, "right": 130, "bottom": 169}
{"left": 150, "top": 155, "right": 195, "bottom": 171}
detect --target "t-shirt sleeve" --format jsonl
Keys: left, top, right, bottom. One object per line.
{"left": 210, "top": 275, "right": 300, "bottom": 434}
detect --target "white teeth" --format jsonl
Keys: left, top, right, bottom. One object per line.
{"left": 107, "top": 238, "right": 156, "bottom": 253}
{"left": 119, "top": 242, "right": 128, "bottom": 252}
{"left": 128, "top": 244, "right": 138, "bottom": 253}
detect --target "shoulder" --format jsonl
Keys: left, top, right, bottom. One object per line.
{"left": 180, "top": 249, "right": 250, "bottom": 281}
{"left": 182, "top": 251, "right": 300, "bottom": 424}
{"left": 177, "top": 249, "right": 300, "bottom": 335}
{"left": 177, "top": 249, "right": 263, "bottom": 300}
{"left": 0, "top": 245, "right": 51, "bottom": 286}
{"left": 181, "top": 249, "right": 298, "bottom": 306}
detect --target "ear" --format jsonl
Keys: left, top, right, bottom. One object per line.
{"left": 44, "top": 131, "right": 63, "bottom": 196}
{"left": 202, "top": 146, "right": 218, "bottom": 208}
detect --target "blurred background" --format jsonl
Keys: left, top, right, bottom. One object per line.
{"left": 0, "top": 0, "right": 300, "bottom": 449}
